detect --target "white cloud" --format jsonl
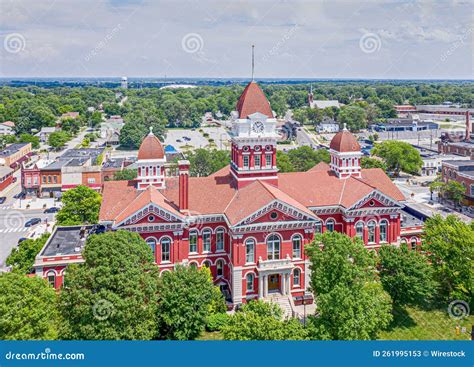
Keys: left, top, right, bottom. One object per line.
{"left": 0, "top": 0, "right": 471, "bottom": 79}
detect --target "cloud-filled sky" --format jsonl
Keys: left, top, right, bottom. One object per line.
{"left": 0, "top": 0, "right": 472, "bottom": 79}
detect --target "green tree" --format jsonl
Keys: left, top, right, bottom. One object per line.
{"left": 112, "top": 169, "right": 137, "bottom": 181}
{"left": 61, "top": 117, "right": 81, "bottom": 134}
{"left": 378, "top": 244, "right": 437, "bottom": 306}
{"left": 442, "top": 180, "right": 466, "bottom": 206}
{"left": 88, "top": 111, "right": 103, "bottom": 127}
{"left": 187, "top": 149, "right": 229, "bottom": 177}
{"left": 306, "top": 232, "right": 393, "bottom": 339}
{"left": 59, "top": 231, "right": 159, "bottom": 340}
{"left": 0, "top": 272, "right": 58, "bottom": 340}
{"left": 18, "top": 133, "right": 40, "bottom": 149}
{"left": 6, "top": 234, "right": 50, "bottom": 274}
{"left": 423, "top": 215, "right": 474, "bottom": 306}
{"left": 48, "top": 131, "right": 70, "bottom": 150}
{"left": 372, "top": 141, "right": 422, "bottom": 175}
{"left": 119, "top": 123, "right": 146, "bottom": 149}
{"left": 156, "top": 265, "right": 216, "bottom": 340}
{"left": 286, "top": 146, "right": 330, "bottom": 172}
{"left": 338, "top": 105, "right": 367, "bottom": 131}
{"left": 361, "top": 156, "right": 387, "bottom": 172}
{"left": 56, "top": 185, "right": 102, "bottom": 225}
{"left": 222, "top": 300, "right": 307, "bottom": 340}
{"left": 276, "top": 150, "right": 295, "bottom": 173}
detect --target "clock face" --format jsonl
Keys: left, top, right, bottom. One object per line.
{"left": 253, "top": 121, "right": 264, "bottom": 133}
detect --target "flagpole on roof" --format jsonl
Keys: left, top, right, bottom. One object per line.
{"left": 251, "top": 45, "right": 255, "bottom": 82}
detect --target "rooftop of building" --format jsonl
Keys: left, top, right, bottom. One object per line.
{"left": 39, "top": 225, "right": 98, "bottom": 257}
{"left": 236, "top": 81, "right": 273, "bottom": 119}
{"left": 400, "top": 206, "right": 426, "bottom": 228}
{"left": 309, "top": 100, "right": 341, "bottom": 109}
{"left": 0, "top": 143, "right": 30, "bottom": 157}
{"left": 0, "top": 165, "right": 13, "bottom": 177}
{"left": 102, "top": 158, "right": 125, "bottom": 169}
{"left": 443, "top": 160, "right": 474, "bottom": 168}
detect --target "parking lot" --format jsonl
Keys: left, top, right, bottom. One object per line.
{"left": 164, "top": 126, "right": 231, "bottom": 150}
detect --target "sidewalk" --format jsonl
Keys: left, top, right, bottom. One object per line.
{"left": 13, "top": 197, "right": 61, "bottom": 210}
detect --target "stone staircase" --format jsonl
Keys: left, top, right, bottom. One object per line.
{"left": 266, "top": 293, "right": 293, "bottom": 320}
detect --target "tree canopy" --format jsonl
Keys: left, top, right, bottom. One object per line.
{"left": 378, "top": 244, "right": 437, "bottom": 306}
{"left": 156, "top": 265, "right": 218, "bottom": 340}
{"left": 186, "top": 148, "right": 229, "bottom": 177}
{"left": 305, "top": 232, "right": 392, "bottom": 339}
{"left": 222, "top": 300, "right": 307, "bottom": 340}
{"left": 277, "top": 146, "right": 330, "bottom": 173}
{"left": 6, "top": 234, "right": 50, "bottom": 274}
{"left": 0, "top": 272, "right": 58, "bottom": 340}
{"left": 423, "top": 215, "right": 474, "bottom": 306}
{"left": 56, "top": 185, "right": 102, "bottom": 225}
{"left": 372, "top": 141, "right": 422, "bottom": 175}
{"left": 58, "top": 231, "right": 159, "bottom": 340}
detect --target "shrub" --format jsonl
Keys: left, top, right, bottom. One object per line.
{"left": 205, "top": 313, "right": 230, "bottom": 332}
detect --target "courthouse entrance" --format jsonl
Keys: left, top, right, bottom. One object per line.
{"left": 268, "top": 274, "right": 280, "bottom": 292}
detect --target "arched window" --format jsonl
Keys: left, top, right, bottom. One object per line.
{"left": 189, "top": 230, "right": 198, "bottom": 253}
{"left": 189, "top": 262, "right": 198, "bottom": 269}
{"left": 367, "top": 221, "right": 376, "bottom": 243}
{"left": 46, "top": 271, "right": 56, "bottom": 288}
{"left": 161, "top": 237, "right": 171, "bottom": 262}
{"left": 326, "top": 219, "right": 335, "bottom": 232}
{"left": 293, "top": 269, "right": 301, "bottom": 287}
{"left": 202, "top": 229, "right": 211, "bottom": 252}
{"left": 216, "top": 228, "right": 225, "bottom": 251}
{"left": 202, "top": 260, "right": 211, "bottom": 268}
{"left": 379, "top": 220, "right": 388, "bottom": 242}
{"left": 267, "top": 234, "right": 281, "bottom": 260}
{"left": 315, "top": 222, "right": 322, "bottom": 233}
{"left": 292, "top": 235, "right": 302, "bottom": 259}
{"left": 246, "top": 273, "right": 254, "bottom": 292}
{"left": 245, "top": 238, "right": 255, "bottom": 263}
{"left": 410, "top": 237, "right": 418, "bottom": 250}
{"left": 146, "top": 237, "right": 157, "bottom": 258}
{"left": 355, "top": 221, "right": 364, "bottom": 239}
{"left": 216, "top": 260, "right": 224, "bottom": 277}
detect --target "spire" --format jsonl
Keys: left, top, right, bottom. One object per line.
{"left": 343, "top": 123, "right": 348, "bottom": 131}
{"left": 149, "top": 126, "right": 154, "bottom": 135}
{"left": 251, "top": 45, "right": 255, "bottom": 81}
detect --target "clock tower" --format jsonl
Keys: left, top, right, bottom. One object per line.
{"left": 230, "top": 81, "right": 278, "bottom": 189}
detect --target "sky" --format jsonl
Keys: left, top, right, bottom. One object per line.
{"left": 0, "top": 0, "right": 472, "bottom": 79}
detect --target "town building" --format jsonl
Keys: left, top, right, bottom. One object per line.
{"left": 308, "top": 87, "right": 340, "bottom": 110}
{"left": 438, "top": 112, "right": 474, "bottom": 159}
{"left": 441, "top": 160, "right": 474, "bottom": 207}
{"left": 35, "top": 127, "right": 57, "bottom": 143}
{"left": 316, "top": 117, "right": 340, "bottom": 133}
{"left": 0, "top": 121, "right": 15, "bottom": 135}
{"left": 373, "top": 115, "right": 438, "bottom": 132}
{"left": 0, "top": 166, "right": 14, "bottom": 193}
{"left": 21, "top": 148, "right": 105, "bottom": 197}
{"left": 36, "top": 81, "right": 411, "bottom": 310}
{"left": 100, "top": 116, "right": 124, "bottom": 146}
{"left": 0, "top": 142, "right": 32, "bottom": 169}
{"left": 419, "top": 152, "right": 470, "bottom": 177}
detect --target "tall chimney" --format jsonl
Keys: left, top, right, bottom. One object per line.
{"left": 466, "top": 111, "right": 471, "bottom": 142}
{"left": 178, "top": 160, "right": 190, "bottom": 212}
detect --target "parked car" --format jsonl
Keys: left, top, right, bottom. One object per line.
{"left": 25, "top": 218, "right": 42, "bottom": 227}
{"left": 18, "top": 237, "right": 27, "bottom": 244}
{"left": 44, "top": 207, "right": 60, "bottom": 213}
{"left": 13, "top": 192, "right": 25, "bottom": 199}
{"left": 176, "top": 139, "right": 182, "bottom": 143}
{"left": 0, "top": 197, "right": 6, "bottom": 204}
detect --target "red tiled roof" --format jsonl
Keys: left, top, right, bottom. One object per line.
{"left": 100, "top": 165, "right": 405, "bottom": 224}
{"left": 308, "top": 161, "right": 330, "bottom": 172}
{"left": 236, "top": 81, "right": 273, "bottom": 119}
{"left": 1, "top": 121, "right": 15, "bottom": 127}
{"left": 224, "top": 180, "right": 317, "bottom": 225}
{"left": 329, "top": 129, "right": 361, "bottom": 152}
{"left": 137, "top": 133, "right": 165, "bottom": 160}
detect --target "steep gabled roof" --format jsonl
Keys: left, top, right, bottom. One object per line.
{"left": 114, "top": 185, "right": 183, "bottom": 224}
{"left": 224, "top": 180, "right": 317, "bottom": 226}
{"left": 236, "top": 81, "right": 273, "bottom": 119}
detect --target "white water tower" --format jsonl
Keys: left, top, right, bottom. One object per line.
{"left": 121, "top": 76, "right": 128, "bottom": 89}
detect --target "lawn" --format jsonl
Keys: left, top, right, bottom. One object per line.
{"left": 379, "top": 305, "right": 473, "bottom": 340}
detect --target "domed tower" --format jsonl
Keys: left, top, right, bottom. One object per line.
{"left": 136, "top": 127, "right": 166, "bottom": 189}
{"left": 329, "top": 124, "right": 362, "bottom": 178}
{"left": 230, "top": 81, "right": 278, "bottom": 189}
